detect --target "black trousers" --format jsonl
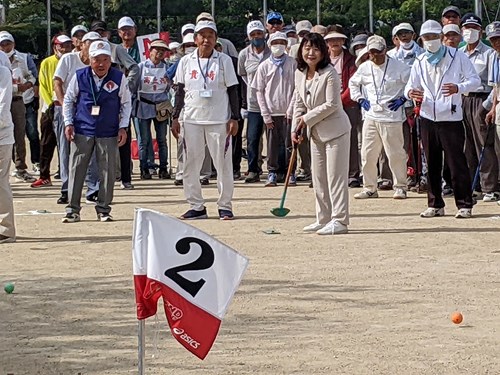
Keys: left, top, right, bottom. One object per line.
{"left": 420, "top": 118, "right": 473, "bottom": 209}
{"left": 39, "top": 108, "right": 57, "bottom": 180}
{"left": 232, "top": 118, "right": 244, "bottom": 173}
{"left": 118, "top": 125, "right": 132, "bottom": 183}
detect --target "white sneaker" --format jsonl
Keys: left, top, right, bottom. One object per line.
{"left": 455, "top": 208, "right": 472, "bottom": 219}
{"left": 303, "top": 222, "right": 325, "bottom": 232}
{"left": 393, "top": 188, "right": 407, "bottom": 199}
{"left": 483, "top": 192, "right": 500, "bottom": 202}
{"left": 316, "top": 220, "right": 348, "bottom": 235}
{"left": 354, "top": 189, "right": 378, "bottom": 199}
{"left": 420, "top": 207, "right": 445, "bottom": 218}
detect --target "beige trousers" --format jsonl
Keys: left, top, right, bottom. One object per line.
{"left": 0, "top": 144, "right": 16, "bottom": 238}
{"left": 311, "top": 131, "right": 350, "bottom": 226}
{"left": 361, "top": 119, "right": 407, "bottom": 192}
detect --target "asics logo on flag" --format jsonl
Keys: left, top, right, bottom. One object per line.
{"left": 172, "top": 327, "right": 201, "bottom": 349}
{"left": 166, "top": 300, "right": 183, "bottom": 321}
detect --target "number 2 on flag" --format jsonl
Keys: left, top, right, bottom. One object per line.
{"left": 165, "top": 237, "right": 215, "bottom": 298}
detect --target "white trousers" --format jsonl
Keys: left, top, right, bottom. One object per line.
{"left": 361, "top": 119, "right": 407, "bottom": 191}
{"left": 0, "top": 144, "right": 15, "bottom": 238}
{"left": 183, "top": 122, "right": 233, "bottom": 211}
{"left": 311, "top": 132, "right": 350, "bottom": 225}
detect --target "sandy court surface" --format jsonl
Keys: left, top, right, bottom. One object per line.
{"left": 1, "top": 167, "right": 500, "bottom": 374}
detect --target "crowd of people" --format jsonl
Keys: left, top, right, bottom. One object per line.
{"left": 1, "top": 5, "right": 500, "bottom": 241}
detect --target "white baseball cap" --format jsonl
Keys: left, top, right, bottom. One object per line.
{"left": 268, "top": 32, "right": 287, "bottom": 46}
{"left": 182, "top": 33, "right": 195, "bottom": 45}
{"left": 443, "top": 24, "right": 461, "bottom": 35}
{"left": 181, "top": 23, "right": 195, "bottom": 35}
{"left": 296, "top": 20, "right": 313, "bottom": 34}
{"left": 169, "top": 42, "right": 181, "bottom": 50}
{"left": 392, "top": 23, "right": 414, "bottom": 36}
{"left": 118, "top": 16, "right": 136, "bottom": 29}
{"left": 82, "top": 31, "right": 102, "bottom": 43}
{"left": 420, "top": 20, "right": 442, "bottom": 36}
{"left": 247, "top": 20, "right": 265, "bottom": 36}
{"left": 195, "top": 20, "right": 217, "bottom": 33}
{"left": 366, "top": 35, "right": 386, "bottom": 51}
{"left": 0, "top": 32, "right": 14, "bottom": 44}
{"left": 54, "top": 35, "right": 72, "bottom": 44}
{"left": 89, "top": 40, "right": 111, "bottom": 57}
{"left": 71, "top": 25, "right": 88, "bottom": 37}
{"left": 196, "top": 12, "right": 214, "bottom": 23}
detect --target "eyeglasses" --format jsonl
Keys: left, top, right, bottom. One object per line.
{"left": 268, "top": 20, "right": 283, "bottom": 26}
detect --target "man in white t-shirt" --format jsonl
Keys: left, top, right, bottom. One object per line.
{"left": 172, "top": 21, "right": 240, "bottom": 220}
{"left": 53, "top": 31, "right": 101, "bottom": 205}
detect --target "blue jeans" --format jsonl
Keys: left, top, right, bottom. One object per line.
{"left": 137, "top": 118, "right": 168, "bottom": 170}
{"left": 25, "top": 101, "right": 40, "bottom": 164}
{"left": 133, "top": 117, "right": 156, "bottom": 168}
{"left": 246, "top": 112, "right": 264, "bottom": 173}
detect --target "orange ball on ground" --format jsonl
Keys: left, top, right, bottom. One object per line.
{"left": 451, "top": 312, "right": 463, "bottom": 324}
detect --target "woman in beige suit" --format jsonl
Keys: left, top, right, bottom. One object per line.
{"left": 292, "top": 33, "right": 351, "bottom": 235}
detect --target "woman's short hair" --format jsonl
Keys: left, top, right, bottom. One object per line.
{"left": 296, "top": 33, "right": 331, "bottom": 72}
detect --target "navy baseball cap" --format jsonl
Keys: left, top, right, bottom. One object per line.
{"left": 461, "top": 13, "right": 482, "bottom": 27}
{"left": 267, "top": 11, "right": 284, "bottom": 23}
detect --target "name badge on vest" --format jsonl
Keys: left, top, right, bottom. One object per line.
{"left": 91, "top": 106, "right": 101, "bottom": 116}
{"left": 200, "top": 89, "right": 213, "bottom": 98}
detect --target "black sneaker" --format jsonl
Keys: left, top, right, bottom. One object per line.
{"left": 62, "top": 213, "right": 80, "bottom": 223}
{"left": 200, "top": 178, "right": 209, "bottom": 185}
{"left": 141, "top": 169, "right": 152, "bottom": 180}
{"left": 233, "top": 171, "right": 241, "bottom": 180}
{"left": 348, "top": 179, "right": 361, "bottom": 188}
{"left": 86, "top": 192, "right": 99, "bottom": 205}
{"left": 159, "top": 168, "right": 171, "bottom": 179}
{"left": 97, "top": 212, "right": 113, "bottom": 222}
{"left": 296, "top": 172, "right": 312, "bottom": 181}
{"left": 174, "top": 179, "right": 183, "bottom": 186}
{"left": 57, "top": 192, "right": 68, "bottom": 204}
{"left": 180, "top": 208, "right": 208, "bottom": 220}
{"left": 276, "top": 173, "right": 285, "bottom": 183}
{"left": 53, "top": 171, "right": 61, "bottom": 179}
{"left": 245, "top": 172, "right": 260, "bottom": 183}
{"left": 218, "top": 209, "right": 234, "bottom": 220}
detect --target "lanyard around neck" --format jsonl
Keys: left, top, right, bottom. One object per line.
{"left": 197, "top": 50, "right": 214, "bottom": 88}
{"left": 88, "top": 74, "right": 105, "bottom": 105}
{"left": 371, "top": 59, "right": 390, "bottom": 104}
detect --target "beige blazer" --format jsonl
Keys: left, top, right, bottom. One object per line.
{"left": 293, "top": 65, "right": 351, "bottom": 143}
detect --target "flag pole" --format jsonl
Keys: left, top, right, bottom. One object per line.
{"left": 138, "top": 320, "right": 146, "bottom": 375}
{"left": 47, "top": 0, "right": 51, "bottom": 56}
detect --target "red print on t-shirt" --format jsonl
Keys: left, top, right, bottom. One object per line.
{"left": 190, "top": 70, "right": 198, "bottom": 79}
{"left": 207, "top": 70, "right": 215, "bottom": 81}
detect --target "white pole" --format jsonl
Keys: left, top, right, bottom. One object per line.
{"left": 422, "top": 0, "right": 426, "bottom": 22}
{"left": 211, "top": 0, "right": 215, "bottom": 18}
{"left": 263, "top": 0, "right": 267, "bottom": 22}
{"left": 369, "top": 0, "right": 373, "bottom": 32}
{"left": 138, "top": 320, "right": 145, "bottom": 375}
{"left": 475, "top": 0, "right": 481, "bottom": 17}
{"left": 316, "top": 0, "right": 320, "bottom": 25}
{"left": 101, "top": 0, "right": 105, "bottom": 21}
{"left": 157, "top": 0, "right": 161, "bottom": 33}
{"left": 47, "top": 0, "right": 51, "bottom": 56}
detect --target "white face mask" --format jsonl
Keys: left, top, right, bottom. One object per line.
{"left": 287, "top": 37, "right": 297, "bottom": 48}
{"left": 423, "top": 39, "right": 442, "bottom": 53}
{"left": 184, "top": 47, "right": 196, "bottom": 54}
{"left": 401, "top": 41, "right": 413, "bottom": 49}
{"left": 462, "top": 29, "right": 480, "bottom": 44}
{"left": 271, "top": 45, "right": 286, "bottom": 57}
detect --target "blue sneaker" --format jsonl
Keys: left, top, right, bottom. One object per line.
{"left": 265, "top": 172, "right": 277, "bottom": 187}
{"left": 180, "top": 207, "right": 208, "bottom": 220}
{"left": 218, "top": 209, "right": 234, "bottom": 220}
{"left": 288, "top": 174, "right": 297, "bottom": 186}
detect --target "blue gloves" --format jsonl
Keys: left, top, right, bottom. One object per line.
{"left": 358, "top": 99, "right": 371, "bottom": 111}
{"left": 388, "top": 96, "right": 407, "bottom": 111}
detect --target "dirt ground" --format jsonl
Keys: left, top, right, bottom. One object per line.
{"left": 1, "top": 161, "right": 500, "bottom": 375}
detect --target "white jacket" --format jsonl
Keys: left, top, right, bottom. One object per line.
{"left": 404, "top": 47, "right": 481, "bottom": 122}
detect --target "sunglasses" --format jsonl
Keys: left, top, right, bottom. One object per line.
{"left": 268, "top": 20, "right": 283, "bottom": 26}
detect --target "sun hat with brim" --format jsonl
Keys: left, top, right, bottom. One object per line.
{"left": 443, "top": 24, "right": 461, "bottom": 35}
{"left": 195, "top": 20, "right": 217, "bottom": 33}
{"left": 71, "top": 25, "right": 88, "bottom": 37}
{"left": 54, "top": 35, "right": 72, "bottom": 45}
{"left": 420, "top": 20, "right": 442, "bottom": 36}
{"left": 324, "top": 32, "right": 348, "bottom": 40}
{"left": 366, "top": 35, "right": 386, "bottom": 51}
{"left": 486, "top": 21, "right": 500, "bottom": 39}
{"left": 296, "top": 20, "right": 313, "bottom": 34}
{"left": 169, "top": 42, "right": 181, "bottom": 50}
{"left": 0, "top": 32, "right": 14, "bottom": 43}
{"left": 267, "top": 32, "right": 287, "bottom": 46}
{"left": 89, "top": 41, "right": 111, "bottom": 57}
{"left": 349, "top": 34, "right": 369, "bottom": 55}
{"left": 82, "top": 32, "right": 102, "bottom": 43}
{"left": 355, "top": 46, "right": 369, "bottom": 67}
{"left": 150, "top": 39, "right": 169, "bottom": 50}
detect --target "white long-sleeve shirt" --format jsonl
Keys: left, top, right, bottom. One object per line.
{"left": 404, "top": 47, "right": 481, "bottom": 122}
{"left": 349, "top": 57, "right": 411, "bottom": 122}
{"left": 63, "top": 68, "right": 132, "bottom": 129}
{"left": 0, "top": 66, "right": 14, "bottom": 146}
